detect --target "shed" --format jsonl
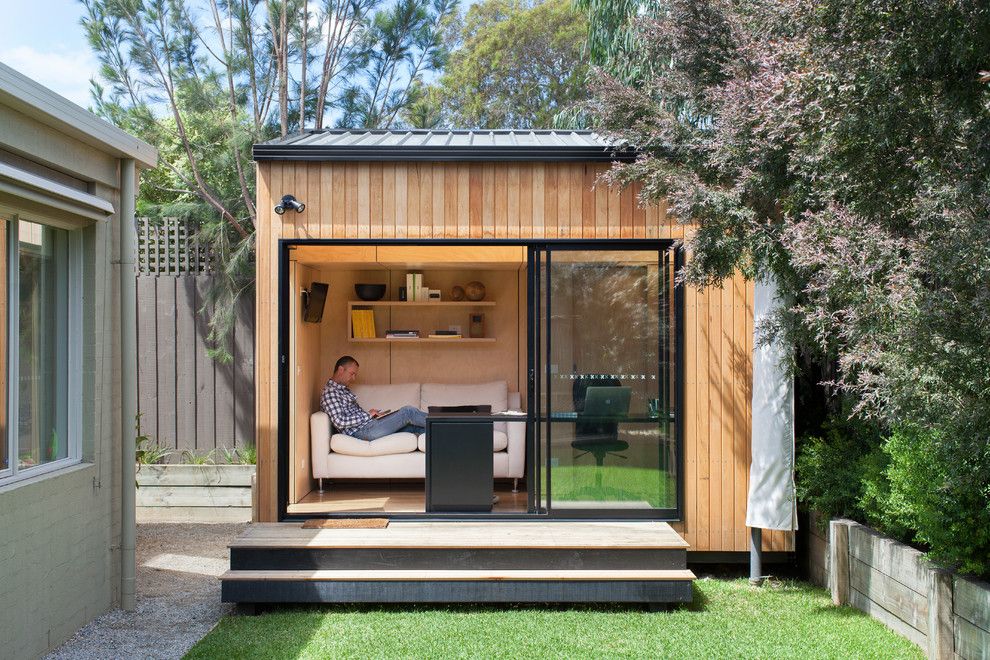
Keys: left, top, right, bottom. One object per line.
{"left": 250, "top": 128, "right": 794, "bottom": 558}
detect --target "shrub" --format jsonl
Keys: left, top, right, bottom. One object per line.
{"left": 795, "top": 416, "right": 890, "bottom": 529}
{"left": 798, "top": 417, "right": 990, "bottom": 578}
{"left": 883, "top": 426, "right": 990, "bottom": 577}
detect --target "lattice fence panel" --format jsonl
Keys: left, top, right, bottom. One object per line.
{"left": 136, "top": 217, "right": 214, "bottom": 275}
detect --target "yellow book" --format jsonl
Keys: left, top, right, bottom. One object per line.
{"left": 365, "top": 310, "right": 376, "bottom": 338}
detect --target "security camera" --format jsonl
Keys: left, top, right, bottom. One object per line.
{"left": 274, "top": 194, "right": 305, "bottom": 215}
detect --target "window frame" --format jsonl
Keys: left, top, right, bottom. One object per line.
{"left": 0, "top": 216, "right": 83, "bottom": 485}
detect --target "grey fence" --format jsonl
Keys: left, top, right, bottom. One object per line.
{"left": 136, "top": 218, "right": 254, "bottom": 458}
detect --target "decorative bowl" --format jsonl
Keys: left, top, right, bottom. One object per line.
{"left": 354, "top": 283, "right": 386, "bottom": 301}
{"left": 450, "top": 285, "right": 465, "bottom": 301}
{"left": 464, "top": 281, "right": 486, "bottom": 301}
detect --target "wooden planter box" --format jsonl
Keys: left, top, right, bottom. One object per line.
{"left": 136, "top": 464, "right": 255, "bottom": 523}
{"left": 809, "top": 513, "right": 990, "bottom": 659}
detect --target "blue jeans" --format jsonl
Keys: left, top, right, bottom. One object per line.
{"left": 352, "top": 405, "right": 427, "bottom": 441}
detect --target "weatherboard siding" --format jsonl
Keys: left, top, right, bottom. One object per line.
{"left": 254, "top": 160, "right": 793, "bottom": 554}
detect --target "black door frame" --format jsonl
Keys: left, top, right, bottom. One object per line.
{"left": 276, "top": 238, "right": 683, "bottom": 522}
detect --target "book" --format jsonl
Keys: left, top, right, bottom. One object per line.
{"left": 406, "top": 273, "right": 415, "bottom": 301}
{"left": 385, "top": 329, "right": 420, "bottom": 338}
{"left": 427, "top": 334, "right": 461, "bottom": 339}
{"left": 351, "top": 309, "right": 376, "bottom": 338}
{"left": 371, "top": 408, "right": 399, "bottom": 419}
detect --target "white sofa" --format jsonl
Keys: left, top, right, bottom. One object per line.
{"left": 310, "top": 381, "right": 525, "bottom": 483}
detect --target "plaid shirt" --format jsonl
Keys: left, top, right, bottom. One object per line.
{"left": 320, "top": 379, "right": 372, "bottom": 435}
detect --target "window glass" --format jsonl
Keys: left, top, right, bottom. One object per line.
{"left": 541, "top": 249, "right": 677, "bottom": 512}
{"left": 17, "top": 221, "right": 69, "bottom": 469}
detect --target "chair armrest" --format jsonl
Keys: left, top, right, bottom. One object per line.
{"left": 505, "top": 391, "right": 525, "bottom": 478}
{"left": 310, "top": 411, "right": 332, "bottom": 479}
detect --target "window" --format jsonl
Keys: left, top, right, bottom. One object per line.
{"left": 1, "top": 218, "right": 82, "bottom": 482}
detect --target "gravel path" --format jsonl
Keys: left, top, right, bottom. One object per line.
{"left": 47, "top": 523, "right": 247, "bottom": 660}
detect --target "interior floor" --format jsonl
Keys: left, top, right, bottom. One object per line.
{"left": 288, "top": 481, "right": 529, "bottom": 515}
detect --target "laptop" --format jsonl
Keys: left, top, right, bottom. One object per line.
{"left": 582, "top": 386, "right": 632, "bottom": 417}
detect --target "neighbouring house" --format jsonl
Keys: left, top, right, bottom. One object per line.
{"left": 0, "top": 63, "right": 156, "bottom": 658}
{"left": 219, "top": 130, "right": 797, "bottom": 606}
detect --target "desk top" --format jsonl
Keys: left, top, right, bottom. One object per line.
{"left": 426, "top": 412, "right": 527, "bottom": 423}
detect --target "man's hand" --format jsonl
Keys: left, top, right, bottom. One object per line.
{"left": 369, "top": 408, "right": 380, "bottom": 417}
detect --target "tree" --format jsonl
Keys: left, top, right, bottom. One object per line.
{"left": 429, "top": 0, "right": 589, "bottom": 129}
{"left": 82, "top": 0, "right": 456, "bottom": 358}
{"left": 584, "top": 0, "right": 990, "bottom": 574}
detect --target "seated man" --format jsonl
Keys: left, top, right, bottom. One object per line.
{"left": 320, "top": 355, "right": 426, "bottom": 441}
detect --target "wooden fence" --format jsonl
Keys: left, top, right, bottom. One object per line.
{"left": 136, "top": 218, "right": 255, "bottom": 458}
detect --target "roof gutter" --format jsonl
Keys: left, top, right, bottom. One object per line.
{"left": 251, "top": 145, "right": 637, "bottom": 163}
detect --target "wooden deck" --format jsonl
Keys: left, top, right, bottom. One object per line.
{"left": 287, "top": 482, "right": 528, "bottom": 514}
{"left": 222, "top": 521, "right": 694, "bottom": 605}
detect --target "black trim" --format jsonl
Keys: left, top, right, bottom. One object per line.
{"left": 675, "top": 245, "right": 686, "bottom": 523}
{"left": 253, "top": 145, "right": 636, "bottom": 163}
{"left": 277, "top": 243, "right": 291, "bottom": 519}
{"left": 276, "top": 238, "right": 683, "bottom": 523}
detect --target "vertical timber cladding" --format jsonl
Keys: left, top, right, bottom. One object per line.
{"left": 255, "top": 160, "right": 793, "bottom": 553}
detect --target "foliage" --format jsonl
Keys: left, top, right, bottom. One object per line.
{"left": 135, "top": 413, "right": 172, "bottom": 465}
{"left": 428, "top": 0, "right": 588, "bottom": 128}
{"left": 187, "top": 579, "right": 921, "bottom": 658}
{"left": 82, "top": 0, "right": 457, "bottom": 358}
{"left": 584, "top": 0, "right": 990, "bottom": 575}
{"left": 217, "top": 445, "right": 257, "bottom": 465}
{"left": 237, "top": 444, "right": 258, "bottom": 465}
{"left": 794, "top": 419, "right": 885, "bottom": 526}
{"left": 882, "top": 426, "right": 990, "bottom": 576}
{"left": 181, "top": 449, "right": 216, "bottom": 465}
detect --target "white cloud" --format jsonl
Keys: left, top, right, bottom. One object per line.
{"left": 0, "top": 45, "right": 99, "bottom": 109}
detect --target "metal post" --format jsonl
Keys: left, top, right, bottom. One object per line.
{"left": 120, "top": 159, "right": 137, "bottom": 611}
{"left": 749, "top": 527, "right": 764, "bottom": 586}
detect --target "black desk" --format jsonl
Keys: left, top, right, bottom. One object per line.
{"left": 425, "top": 413, "right": 525, "bottom": 512}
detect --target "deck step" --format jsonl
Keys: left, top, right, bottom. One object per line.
{"left": 222, "top": 569, "right": 696, "bottom": 581}
{"left": 223, "top": 521, "right": 694, "bottom": 604}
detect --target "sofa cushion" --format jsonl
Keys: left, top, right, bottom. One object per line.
{"left": 351, "top": 383, "right": 421, "bottom": 414}
{"left": 416, "top": 431, "right": 507, "bottom": 453}
{"left": 331, "top": 432, "right": 418, "bottom": 457}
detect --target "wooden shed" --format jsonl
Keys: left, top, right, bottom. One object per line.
{"left": 250, "top": 129, "right": 794, "bottom": 559}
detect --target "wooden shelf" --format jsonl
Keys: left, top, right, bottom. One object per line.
{"left": 348, "top": 337, "right": 496, "bottom": 344}
{"left": 349, "top": 300, "right": 495, "bottom": 307}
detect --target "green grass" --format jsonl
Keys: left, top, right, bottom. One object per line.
{"left": 186, "top": 579, "right": 921, "bottom": 659}
{"left": 543, "top": 465, "right": 677, "bottom": 508}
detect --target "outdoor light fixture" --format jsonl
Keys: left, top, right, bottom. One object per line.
{"left": 274, "top": 194, "right": 305, "bottom": 214}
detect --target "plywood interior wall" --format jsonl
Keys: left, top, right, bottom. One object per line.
{"left": 289, "top": 262, "right": 320, "bottom": 503}
{"left": 258, "top": 160, "right": 793, "bottom": 554}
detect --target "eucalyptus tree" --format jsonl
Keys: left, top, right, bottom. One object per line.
{"left": 82, "top": 0, "right": 456, "bottom": 358}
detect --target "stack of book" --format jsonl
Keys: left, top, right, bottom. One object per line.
{"left": 427, "top": 330, "right": 462, "bottom": 339}
{"left": 351, "top": 309, "right": 376, "bottom": 338}
{"left": 385, "top": 329, "right": 420, "bottom": 339}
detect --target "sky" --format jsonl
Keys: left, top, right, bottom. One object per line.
{"left": 0, "top": 0, "right": 459, "bottom": 113}
{"left": 0, "top": 0, "right": 100, "bottom": 108}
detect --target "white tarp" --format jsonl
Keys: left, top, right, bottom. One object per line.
{"left": 745, "top": 277, "right": 798, "bottom": 531}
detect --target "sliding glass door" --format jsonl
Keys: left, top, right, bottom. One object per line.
{"left": 532, "top": 244, "right": 680, "bottom": 518}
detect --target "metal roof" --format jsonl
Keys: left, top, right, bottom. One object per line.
{"left": 252, "top": 129, "right": 634, "bottom": 162}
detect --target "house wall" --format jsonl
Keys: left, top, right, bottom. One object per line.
{"left": 0, "top": 102, "right": 126, "bottom": 657}
{"left": 255, "top": 160, "right": 794, "bottom": 554}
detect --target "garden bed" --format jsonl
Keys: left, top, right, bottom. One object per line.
{"left": 809, "top": 514, "right": 990, "bottom": 659}
{"left": 136, "top": 464, "right": 255, "bottom": 523}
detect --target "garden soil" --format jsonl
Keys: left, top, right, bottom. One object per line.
{"left": 46, "top": 523, "right": 248, "bottom": 660}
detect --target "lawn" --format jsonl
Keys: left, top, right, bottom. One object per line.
{"left": 545, "top": 465, "right": 677, "bottom": 509}
{"left": 186, "top": 579, "right": 921, "bottom": 659}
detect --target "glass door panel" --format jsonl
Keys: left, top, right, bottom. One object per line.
{"left": 537, "top": 247, "right": 678, "bottom": 516}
